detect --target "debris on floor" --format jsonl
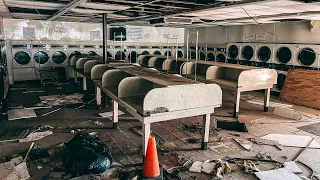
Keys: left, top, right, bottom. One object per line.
{"left": 213, "top": 159, "right": 231, "bottom": 179}
{"left": 254, "top": 168, "right": 301, "bottom": 180}
{"left": 8, "top": 109, "right": 37, "bottom": 121}
{"left": 0, "top": 125, "right": 53, "bottom": 143}
{"left": 65, "top": 133, "right": 113, "bottom": 177}
{"left": 273, "top": 107, "right": 303, "bottom": 120}
{"left": 237, "top": 160, "right": 260, "bottom": 174}
{"left": 233, "top": 138, "right": 253, "bottom": 151}
{"left": 99, "top": 110, "right": 125, "bottom": 119}
{"left": 249, "top": 137, "right": 283, "bottom": 150}
{"left": 41, "top": 108, "right": 61, "bottom": 116}
{"left": 189, "top": 161, "right": 203, "bottom": 173}
{"left": 93, "top": 121, "right": 105, "bottom": 126}
{"left": 0, "top": 156, "right": 30, "bottom": 180}
{"left": 37, "top": 93, "right": 83, "bottom": 106}
{"left": 261, "top": 134, "right": 320, "bottom": 148}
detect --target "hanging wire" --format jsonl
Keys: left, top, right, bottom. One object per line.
{"left": 232, "top": 0, "right": 320, "bottom": 56}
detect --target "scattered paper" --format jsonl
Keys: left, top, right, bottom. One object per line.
{"left": 189, "top": 161, "right": 203, "bottom": 173}
{"left": 19, "top": 131, "right": 53, "bottom": 143}
{"left": 284, "top": 161, "right": 303, "bottom": 174}
{"left": 4, "top": 162, "right": 30, "bottom": 180}
{"left": 8, "top": 109, "right": 37, "bottom": 121}
{"left": 201, "top": 162, "right": 215, "bottom": 174}
{"left": 261, "top": 134, "right": 320, "bottom": 149}
{"left": 99, "top": 110, "right": 125, "bottom": 119}
{"left": 233, "top": 138, "right": 253, "bottom": 151}
{"left": 255, "top": 168, "right": 301, "bottom": 180}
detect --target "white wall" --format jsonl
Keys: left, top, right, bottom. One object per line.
{"left": 185, "top": 20, "right": 320, "bottom": 45}
{"left": 2, "top": 18, "right": 185, "bottom": 44}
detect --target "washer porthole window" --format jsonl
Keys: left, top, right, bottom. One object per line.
{"left": 69, "top": 51, "right": 81, "bottom": 61}
{"left": 298, "top": 48, "right": 316, "bottom": 66}
{"left": 141, "top": 51, "right": 150, "bottom": 55}
{"left": 217, "top": 54, "right": 226, "bottom": 62}
{"left": 34, "top": 51, "right": 49, "bottom": 64}
{"left": 277, "top": 47, "right": 292, "bottom": 64}
{"left": 242, "top": 46, "right": 254, "bottom": 60}
{"left": 228, "top": 45, "right": 239, "bottom": 59}
{"left": 52, "top": 51, "right": 67, "bottom": 64}
{"left": 207, "top": 53, "right": 215, "bottom": 61}
{"left": 177, "top": 51, "right": 183, "bottom": 58}
{"left": 129, "top": 51, "right": 137, "bottom": 63}
{"left": 258, "top": 46, "right": 271, "bottom": 62}
{"left": 164, "top": 51, "right": 172, "bottom": 56}
{"left": 115, "top": 51, "right": 126, "bottom": 60}
{"left": 153, "top": 51, "right": 162, "bottom": 55}
{"left": 88, "top": 51, "right": 97, "bottom": 56}
{"left": 14, "top": 51, "right": 31, "bottom": 65}
{"left": 200, "top": 52, "right": 206, "bottom": 60}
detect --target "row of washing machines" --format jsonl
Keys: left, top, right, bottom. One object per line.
{"left": 226, "top": 42, "right": 320, "bottom": 92}
{"left": 9, "top": 41, "right": 189, "bottom": 82}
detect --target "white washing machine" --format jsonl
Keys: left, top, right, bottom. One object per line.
{"left": 151, "top": 46, "right": 162, "bottom": 56}
{"left": 240, "top": 43, "right": 258, "bottom": 61}
{"left": 32, "top": 43, "right": 51, "bottom": 69}
{"left": 127, "top": 46, "right": 138, "bottom": 63}
{"left": 227, "top": 43, "right": 241, "bottom": 60}
{"left": 206, "top": 47, "right": 215, "bottom": 61}
{"left": 50, "top": 44, "right": 68, "bottom": 67}
{"left": 139, "top": 46, "right": 151, "bottom": 56}
{"left": 294, "top": 44, "right": 320, "bottom": 68}
{"left": 216, "top": 47, "right": 226, "bottom": 63}
{"left": 256, "top": 44, "right": 274, "bottom": 63}
{"left": 12, "top": 42, "right": 36, "bottom": 81}
{"left": 175, "top": 46, "right": 184, "bottom": 58}
{"left": 272, "top": 70, "right": 287, "bottom": 93}
{"left": 273, "top": 44, "right": 296, "bottom": 65}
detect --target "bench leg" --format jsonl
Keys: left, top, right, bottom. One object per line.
{"left": 105, "top": 94, "right": 109, "bottom": 107}
{"left": 83, "top": 76, "right": 87, "bottom": 92}
{"left": 201, "top": 114, "right": 210, "bottom": 150}
{"left": 233, "top": 90, "right": 241, "bottom": 118}
{"left": 113, "top": 100, "right": 119, "bottom": 129}
{"left": 142, "top": 123, "right": 151, "bottom": 156}
{"left": 74, "top": 71, "right": 77, "bottom": 83}
{"left": 96, "top": 87, "right": 101, "bottom": 110}
{"left": 264, "top": 88, "right": 271, "bottom": 112}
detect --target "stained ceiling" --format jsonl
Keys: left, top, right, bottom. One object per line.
{"left": 0, "top": 0, "right": 320, "bottom": 27}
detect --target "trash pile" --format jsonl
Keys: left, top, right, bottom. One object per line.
{"left": 0, "top": 133, "right": 114, "bottom": 180}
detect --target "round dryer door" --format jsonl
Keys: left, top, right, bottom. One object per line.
{"left": 52, "top": 51, "right": 67, "bottom": 64}
{"left": 191, "top": 51, "right": 196, "bottom": 59}
{"left": 153, "top": 51, "right": 162, "bottom": 55}
{"left": 34, "top": 51, "right": 49, "bottom": 64}
{"left": 277, "top": 47, "right": 292, "bottom": 64}
{"left": 14, "top": 51, "right": 31, "bottom": 65}
{"left": 258, "top": 46, "right": 271, "bottom": 62}
{"left": 141, "top": 51, "right": 150, "bottom": 55}
{"left": 69, "top": 51, "right": 81, "bottom": 61}
{"left": 207, "top": 53, "right": 215, "bottom": 61}
{"left": 177, "top": 50, "right": 184, "bottom": 58}
{"left": 200, "top": 52, "right": 206, "bottom": 60}
{"left": 164, "top": 51, "right": 172, "bottom": 56}
{"left": 298, "top": 48, "right": 316, "bottom": 66}
{"left": 216, "top": 54, "right": 226, "bottom": 62}
{"left": 88, "top": 51, "right": 97, "bottom": 56}
{"left": 128, "top": 51, "right": 137, "bottom": 63}
{"left": 115, "top": 51, "right": 126, "bottom": 60}
{"left": 228, "top": 45, "right": 239, "bottom": 59}
{"left": 276, "top": 73, "right": 287, "bottom": 90}
{"left": 242, "top": 46, "right": 254, "bottom": 60}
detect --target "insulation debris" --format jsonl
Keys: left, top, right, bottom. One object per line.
{"left": 99, "top": 110, "right": 125, "bottom": 119}
{"left": 237, "top": 160, "right": 259, "bottom": 174}
{"left": 37, "top": 93, "right": 83, "bottom": 106}
{"left": 213, "top": 159, "right": 231, "bottom": 179}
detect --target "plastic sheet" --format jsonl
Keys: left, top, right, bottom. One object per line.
{"left": 65, "top": 133, "right": 113, "bottom": 176}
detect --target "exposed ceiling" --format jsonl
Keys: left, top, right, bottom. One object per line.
{"left": 0, "top": 0, "right": 320, "bottom": 27}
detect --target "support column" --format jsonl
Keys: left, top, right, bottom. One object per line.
{"left": 233, "top": 90, "right": 241, "bottom": 118}
{"left": 113, "top": 100, "right": 118, "bottom": 129}
{"left": 201, "top": 114, "right": 210, "bottom": 150}
{"left": 103, "top": 13, "right": 110, "bottom": 64}
{"left": 82, "top": 76, "right": 87, "bottom": 92}
{"left": 142, "top": 123, "right": 151, "bottom": 156}
{"left": 264, "top": 88, "right": 271, "bottom": 112}
{"left": 96, "top": 87, "right": 101, "bottom": 109}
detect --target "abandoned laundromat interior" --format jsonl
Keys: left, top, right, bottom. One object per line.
{"left": 2, "top": 0, "right": 320, "bottom": 179}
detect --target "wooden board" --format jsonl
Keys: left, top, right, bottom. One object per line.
{"left": 280, "top": 69, "right": 320, "bottom": 109}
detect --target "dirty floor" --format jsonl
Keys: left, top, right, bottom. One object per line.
{"left": 1, "top": 80, "right": 320, "bottom": 179}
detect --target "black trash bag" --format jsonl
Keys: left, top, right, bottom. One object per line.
{"left": 65, "top": 133, "right": 113, "bottom": 176}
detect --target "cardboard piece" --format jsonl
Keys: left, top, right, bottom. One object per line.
{"left": 261, "top": 134, "right": 320, "bottom": 149}
{"left": 8, "top": 109, "right": 37, "bottom": 121}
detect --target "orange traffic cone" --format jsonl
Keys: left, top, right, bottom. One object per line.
{"left": 143, "top": 136, "right": 160, "bottom": 178}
